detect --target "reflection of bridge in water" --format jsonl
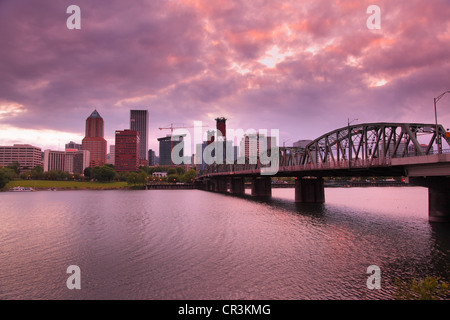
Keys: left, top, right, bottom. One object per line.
{"left": 196, "top": 123, "right": 450, "bottom": 222}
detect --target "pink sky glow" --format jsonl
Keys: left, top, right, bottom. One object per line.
{"left": 1, "top": 0, "right": 450, "bottom": 153}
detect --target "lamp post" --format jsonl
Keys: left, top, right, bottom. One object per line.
{"left": 434, "top": 91, "right": 450, "bottom": 154}
{"left": 348, "top": 118, "right": 359, "bottom": 169}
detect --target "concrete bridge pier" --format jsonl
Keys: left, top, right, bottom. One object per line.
{"left": 251, "top": 177, "right": 272, "bottom": 197}
{"left": 295, "top": 176, "right": 325, "bottom": 203}
{"left": 408, "top": 177, "right": 450, "bottom": 223}
{"left": 212, "top": 177, "right": 228, "bottom": 193}
{"left": 230, "top": 177, "right": 245, "bottom": 195}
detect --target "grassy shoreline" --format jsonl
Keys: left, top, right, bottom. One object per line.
{"left": 4, "top": 180, "right": 129, "bottom": 191}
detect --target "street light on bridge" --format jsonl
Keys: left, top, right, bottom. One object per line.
{"left": 434, "top": 90, "right": 450, "bottom": 154}
{"left": 348, "top": 118, "right": 359, "bottom": 169}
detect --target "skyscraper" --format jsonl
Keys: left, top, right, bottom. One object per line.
{"left": 158, "top": 135, "right": 184, "bottom": 166}
{"left": 148, "top": 149, "right": 156, "bottom": 166}
{"left": 115, "top": 130, "right": 140, "bottom": 172}
{"left": 130, "top": 110, "right": 149, "bottom": 164}
{"left": 82, "top": 110, "right": 107, "bottom": 168}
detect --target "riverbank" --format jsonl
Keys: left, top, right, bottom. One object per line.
{"left": 4, "top": 180, "right": 128, "bottom": 191}
{"left": 2, "top": 179, "right": 409, "bottom": 192}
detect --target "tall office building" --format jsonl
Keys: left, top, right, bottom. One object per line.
{"left": 82, "top": 110, "right": 107, "bottom": 168}
{"left": 148, "top": 149, "right": 156, "bottom": 166}
{"left": 158, "top": 135, "right": 184, "bottom": 166}
{"left": 115, "top": 130, "right": 140, "bottom": 172}
{"left": 130, "top": 110, "right": 149, "bottom": 164}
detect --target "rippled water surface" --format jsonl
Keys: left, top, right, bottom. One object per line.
{"left": 0, "top": 187, "right": 449, "bottom": 299}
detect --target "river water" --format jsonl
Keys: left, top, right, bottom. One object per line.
{"left": 0, "top": 187, "right": 449, "bottom": 300}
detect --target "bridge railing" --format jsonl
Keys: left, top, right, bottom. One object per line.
{"left": 197, "top": 156, "right": 395, "bottom": 177}
{"left": 398, "top": 148, "right": 450, "bottom": 157}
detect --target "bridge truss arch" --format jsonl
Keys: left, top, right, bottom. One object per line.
{"left": 299, "top": 122, "right": 450, "bottom": 167}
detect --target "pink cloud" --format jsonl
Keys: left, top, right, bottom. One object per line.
{"left": 0, "top": 0, "right": 449, "bottom": 151}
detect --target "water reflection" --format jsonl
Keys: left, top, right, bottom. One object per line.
{"left": 0, "top": 188, "right": 449, "bottom": 300}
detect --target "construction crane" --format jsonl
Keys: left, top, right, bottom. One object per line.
{"left": 158, "top": 123, "right": 208, "bottom": 133}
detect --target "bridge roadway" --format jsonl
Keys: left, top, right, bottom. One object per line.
{"left": 195, "top": 122, "right": 450, "bottom": 223}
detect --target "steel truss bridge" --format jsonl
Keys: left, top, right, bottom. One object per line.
{"left": 196, "top": 123, "right": 450, "bottom": 222}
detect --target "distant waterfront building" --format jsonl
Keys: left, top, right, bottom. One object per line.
{"left": 293, "top": 140, "right": 313, "bottom": 149}
{"left": 130, "top": 110, "right": 149, "bottom": 164}
{"left": 106, "top": 145, "right": 115, "bottom": 165}
{"left": 115, "top": 130, "right": 140, "bottom": 172}
{"left": 158, "top": 135, "right": 184, "bottom": 166}
{"left": 0, "top": 144, "right": 42, "bottom": 169}
{"left": 82, "top": 110, "right": 107, "bottom": 168}
{"left": 65, "top": 141, "right": 82, "bottom": 151}
{"left": 148, "top": 149, "right": 156, "bottom": 166}
{"left": 152, "top": 171, "right": 167, "bottom": 178}
{"left": 43, "top": 150, "right": 90, "bottom": 174}
{"left": 43, "top": 150, "right": 65, "bottom": 172}
{"left": 195, "top": 141, "right": 209, "bottom": 171}
{"left": 70, "top": 150, "right": 91, "bottom": 174}
{"left": 240, "top": 133, "right": 275, "bottom": 160}
{"left": 233, "top": 145, "right": 239, "bottom": 162}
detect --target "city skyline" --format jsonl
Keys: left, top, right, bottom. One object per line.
{"left": 1, "top": 1, "right": 450, "bottom": 153}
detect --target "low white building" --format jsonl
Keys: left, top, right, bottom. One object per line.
{"left": 152, "top": 171, "right": 167, "bottom": 178}
{"left": 43, "top": 149, "right": 90, "bottom": 174}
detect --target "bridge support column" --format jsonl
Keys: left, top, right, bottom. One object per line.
{"left": 196, "top": 180, "right": 206, "bottom": 191}
{"left": 408, "top": 177, "right": 450, "bottom": 223}
{"left": 230, "top": 177, "right": 245, "bottom": 195}
{"left": 295, "top": 176, "right": 325, "bottom": 203}
{"left": 213, "top": 177, "right": 228, "bottom": 193}
{"left": 251, "top": 177, "right": 272, "bottom": 197}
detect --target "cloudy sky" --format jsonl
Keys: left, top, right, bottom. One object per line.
{"left": 1, "top": 0, "right": 449, "bottom": 153}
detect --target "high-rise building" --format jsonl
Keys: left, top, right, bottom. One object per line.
{"left": 215, "top": 117, "right": 227, "bottom": 138}
{"left": 71, "top": 150, "right": 91, "bottom": 174}
{"left": 43, "top": 150, "right": 90, "bottom": 174}
{"left": 158, "top": 135, "right": 184, "bottom": 166}
{"left": 130, "top": 110, "right": 149, "bottom": 164}
{"left": 0, "top": 144, "right": 42, "bottom": 169}
{"left": 148, "top": 149, "right": 156, "bottom": 166}
{"left": 115, "top": 130, "right": 140, "bottom": 172}
{"left": 82, "top": 110, "right": 107, "bottom": 168}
